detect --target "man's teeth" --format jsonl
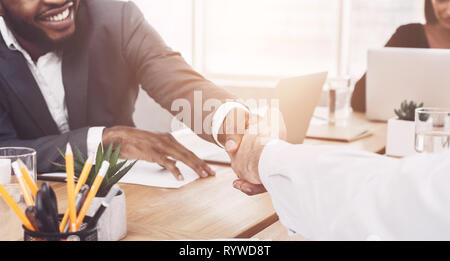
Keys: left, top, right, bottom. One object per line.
{"left": 46, "top": 8, "right": 70, "bottom": 22}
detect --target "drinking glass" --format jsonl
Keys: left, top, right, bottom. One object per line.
{"left": 327, "top": 76, "right": 354, "bottom": 126}
{"left": 0, "top": 147, "right": 36, "bottom": 241}
{"left": 415, "top": 108, "right": 450, "bottom": 153}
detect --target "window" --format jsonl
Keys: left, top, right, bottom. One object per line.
{"left": 348, "top": 0, "right": 424, "bottom": 78}
{"left": 133, "top": 0, "right": 193, "bottom": 64}
{"left": 201, "top": 0, "right": 340, "bottom": 79}
{"left": 133, "top": 0, "right": 426, "bottom": 85}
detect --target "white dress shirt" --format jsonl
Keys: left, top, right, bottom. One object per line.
{"left": 259, "top": 140, "right": 450, "bottom": 241}
{"left": 0, "top": 17, "right": 240, "bottom": 156}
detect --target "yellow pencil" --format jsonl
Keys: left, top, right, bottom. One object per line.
{"left": 75, "top": 161, "right": 110, "bottom": 231}
{"left": 59, "top": 153, "right": 94, "bottom": 232}
{"left": 0, "top": 184, "right": 35, "bottom": 231}
{"left": 65, "top": 143, "right": 77, "bottom": 232}
{"left": 17, "top": 159, "right": 38, "bottom": 198}
{"left": 11, "top": 161, "right": 34, "bottom": 207}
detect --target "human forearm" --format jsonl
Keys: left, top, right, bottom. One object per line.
{"left": 259, "top": 142, "right": 450, "bottom": 240}
{"left": 0, "top": 127, "right": 90, "bottom": 173}
{"left": 121, "top": 1, "right": 236, "bottom": 143}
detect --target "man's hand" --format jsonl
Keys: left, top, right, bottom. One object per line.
{"left": 220, "top": 108, "right": 286, "bottom": 196}
{"left": 102, "top": 126, "right": 215, "bottom": 181}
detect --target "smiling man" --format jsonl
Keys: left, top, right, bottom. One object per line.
{"left": 0, "top": 0, "right": 258, "bottom": 181}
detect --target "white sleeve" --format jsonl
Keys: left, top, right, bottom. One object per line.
{"left": 86, "top": 127, "right": 105, "bottom": 157}
{"left": 211, "top": 102, "right": 249, "bottom": 147}
{"left": 259, "top": 140, "right": 450, "bottom": 240}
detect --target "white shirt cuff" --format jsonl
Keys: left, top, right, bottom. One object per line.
{"left": 211, "top": 102, "right": 249, "bottom": 148}
{"left": 87, "top": 127, "right": 105, "bottom": 157}
{"left": 259, "top": 141, "right": 321, "bottom": 185}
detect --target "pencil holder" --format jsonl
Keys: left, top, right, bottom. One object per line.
{"left": 23, "top": 215, "right": 98, "bottom": 241}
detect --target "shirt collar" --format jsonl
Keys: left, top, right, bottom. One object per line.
{"left": 0, "top": 16, "right": 20, "bottom": 51}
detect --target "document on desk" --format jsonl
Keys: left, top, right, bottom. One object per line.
{"left": 40, "top": 161, "right": 211, "bottom": 189}
{"left": 40, "top": 128, "right": 224, "bottom": 188}
{"left": 120, "top": 161, "right": 207, "bottom": 189}
{"left": 172, "top": 128, "right": 231, "bottom": 165}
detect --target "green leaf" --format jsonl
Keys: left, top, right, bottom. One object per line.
{"left": 50, "top": 161, "right": 66, "bottom": 171}
{"left": 108, "top": 160, "right": 137, "bottom": 186}
{"left": 74, "top": 161, "right": 84, "bottom": 173}
{"left": 85, "top": 168, "right": 97, "bottom": 188}
{"left": 109, "top": 142, "right": 122, "bottom": 167}
{"left": 95, "top": 143, "right": 103, "bottom": 175}
{"left": 56, "top": 147, "right": 65, "bottom": 160}
{"left": 395, "top": 100, "right": 424, "bottom": 121}
{"left": 103, "top": 142, "right": 114, "bottom": 162}
{"left": 107, "top": 160, "right": 127, "bottom": 179}
{"left": 73, "top": 145, "right": 86, "bottom": 164}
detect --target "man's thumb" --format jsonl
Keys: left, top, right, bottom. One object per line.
{"left": 225, "top": 135, "right": 241, "bottom": 154}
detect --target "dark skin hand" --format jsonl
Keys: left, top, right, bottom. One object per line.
{"left": 218, "top": 108, "right": 268, "bottom": 196}
{"left": 102, "top": 126, "right": 215, "bottom": 181}
{"left": 219, "top": 108, "right": 287, "bottom": 196}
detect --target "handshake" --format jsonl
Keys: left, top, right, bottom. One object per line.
{"left": 219, "top": 108, "right": 286, "bottom": 196}
{"left": 102, "top": 107, "right": 285, "bottom": 195}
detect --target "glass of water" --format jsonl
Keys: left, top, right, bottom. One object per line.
{"left": 0, "top": 147, "right": 36, "bottom": 241}
{"left": 327, "top": 76, "right": 354, "bottom": 126}
{"left": 415, "top": 108, "right": 450, "bottom": 153}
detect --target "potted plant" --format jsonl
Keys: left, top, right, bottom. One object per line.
{"left": 54, "top": 142, "right": 137, "bottom": 241}
{"left": 386, "top": 100, "right": 423, "bottom": 157}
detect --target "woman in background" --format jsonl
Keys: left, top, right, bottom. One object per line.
{"left": 351, "top": 0, "right": 450, "bottom": 112}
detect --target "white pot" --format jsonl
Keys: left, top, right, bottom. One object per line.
{"left": 87, "top": 188, "right": 127, "bottom": 241}
{"left": 386, "top": 118, "right": 417, "bottom": 157}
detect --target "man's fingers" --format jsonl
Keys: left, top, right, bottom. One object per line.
{"left": 159, "top": 134, "right": 215, "bottom": 178}
{"left": 225, "top": 134, "right": 243, "bottom": 154}
{"left": 223, "top": 108, "right": 248, "bottom": 154}
{"left": 232, "top": 180, "right": 267, "bottom": 196}
{"left": 158, "top": 156, "right": 184, "bottom": 181}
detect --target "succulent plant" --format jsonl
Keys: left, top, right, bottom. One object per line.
{"left": 53, "top": 142, "right": 137, "bottom": 197}
{"left": 394, "top": 100, "right": 424, "bottom": 122}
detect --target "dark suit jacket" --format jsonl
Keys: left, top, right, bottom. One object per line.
{"left": 0, "top": 0, "right": 235, "bottom": 173}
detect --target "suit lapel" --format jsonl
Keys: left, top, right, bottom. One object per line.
{"left": 62, "top": 1, "right": 89, "bottom": 130}
{"left": 0, "top": 39, "right": 60, "bottom": 135}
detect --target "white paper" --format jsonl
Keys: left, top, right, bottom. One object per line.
{"left": 0, "top": 159, "right": 11, "bottom": 185}
{"left": 172, "top": 128, "right": 230, "bottom": 164}
{"left": 120, "top": 161, "right": 203, "bottom": 189}
{"left": 40, "top": 129, "right": 223, "bottom": 188}
{"left": 41, "top": 160, "right": 210, "bottom": 189}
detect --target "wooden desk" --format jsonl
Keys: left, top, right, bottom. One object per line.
{"left": 1, "top": 112, "right": 386, "bottom": 241}
{"left": 253, "top": 221, "right": 307, "bottom": 241}
{"left": 304, "top": 112, "right": 387, "bottom": 154}
{"left": 42, "top": 167, "right": 277, "bottom": 241}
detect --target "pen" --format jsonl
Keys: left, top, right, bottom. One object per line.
{"left": 25, "top": 206, "right": 42, "bottom": 232}
{"left": 62, "top": 185, "right": 90, "bottom": 233}
{"left": 12, "top": 161, "right": 34, "bottom": 207}
{"left": 65, "top": 143, "right": 77, "bottom": 232}
{"left": 87, "top": 185, "right": 120, "bottom": 229}
{"left": 17, "top": 160, "right": 38, "bottom": 198}
{"left": 59, "top": 154, "right": 94, "bottom": 232}
{"left": 0, "top": 184, "right": 35, "bottom": 231}
{"left": 75, "top": 161, "right": 110, "bottom": 231}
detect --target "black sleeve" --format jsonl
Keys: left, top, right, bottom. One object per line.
{"left": 0, "top": 102, "right": 90, "bottom": 173}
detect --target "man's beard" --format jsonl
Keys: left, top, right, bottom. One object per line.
{"left": 1, "top": 3, "right": 74, "bottom": 51}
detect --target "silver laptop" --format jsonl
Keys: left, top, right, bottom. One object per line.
{"left": 367, "top": 47, "right": 450, "bottom": 122}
